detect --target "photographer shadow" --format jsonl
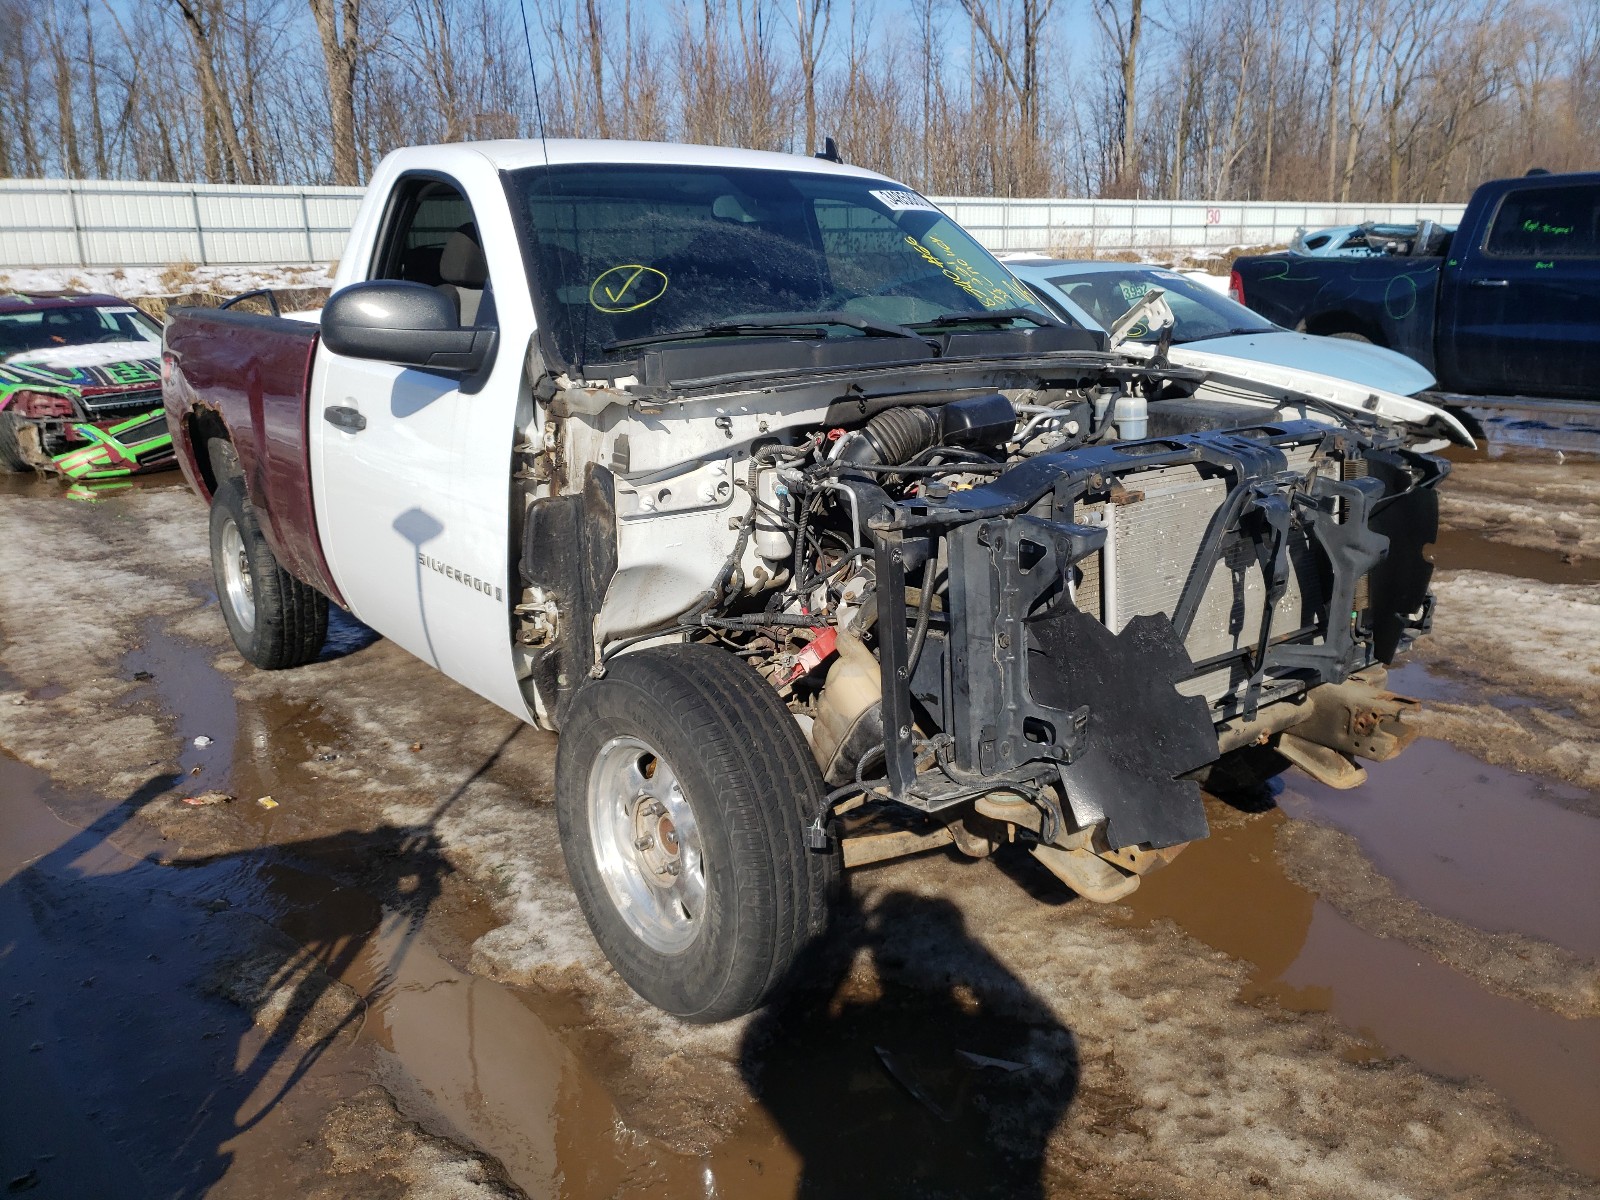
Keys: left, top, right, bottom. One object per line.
{"left": 0, "top": 768, "right": 455, "bottom": 1199}
{"left": 740, "top": 888, "right": 1080, "bottom": 1200}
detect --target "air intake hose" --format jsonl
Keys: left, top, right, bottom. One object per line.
{"left": 838, "top": 405, "right": 940, "bottom": 467}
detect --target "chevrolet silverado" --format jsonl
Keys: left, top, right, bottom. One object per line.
{"left": 164, "top": 139, "right": 1465, "bottom": 1021}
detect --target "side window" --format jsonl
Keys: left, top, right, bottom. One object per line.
{"left": 372, "top": 177, "right": 495, "bottom": 327}
{"left": 1484, "top": 184, "right": 1600, "bottom": 259}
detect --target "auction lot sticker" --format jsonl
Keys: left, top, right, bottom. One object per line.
{"left": 870, "top": 189, "right": 940, "bottom": 213}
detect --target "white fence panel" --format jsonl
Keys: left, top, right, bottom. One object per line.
{"left": 933, "top": 196, "right": 1468, "bottom": 254}
{"left": 0, "top": 177, "right": 1470, "bottom": 267}
{"left": 0, "top": 179, "right": 365, "bottom": 267}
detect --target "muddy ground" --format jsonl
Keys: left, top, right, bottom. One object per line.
{"left": 2, "top": 406, "right": 1598, "bottom": 1199}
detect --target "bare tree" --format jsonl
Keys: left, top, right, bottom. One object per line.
{"left": 958, "top": 0, "right": 1056, "bottom": 191}
{"left": 1092, "top": 0, "right": 1143, "bottom": 193}
{"left": 39, "top": 0, "right": 85, "bottom": 178}
{"left": 583, "top": 0, "right": 608, "bottom": 136}
{"left": 0, "top": 0, "right": 1594, "bottom": 205}
{"left": 790, "top": 0, "right": 832, "bottom": 154}
{"left": 308, "top": 0, "right": 363, "bottom": 183}
{"left": 0, "top": 0, "right": 40, "bottom": 175}
{"left": 170, "top": 0, "right": 256, "bottom": 181}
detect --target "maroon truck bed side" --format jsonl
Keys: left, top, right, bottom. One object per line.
{"left": 163, "top": 307, "right": 345, "bottom": 607}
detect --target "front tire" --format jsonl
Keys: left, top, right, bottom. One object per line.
{"left": 208, "top": 477, "right": 328, "bottom": 669}
{"left": 0, "top": 412, "right": 31, "bottom": 472}
{"left": 556, "top": 643, "right": 839, "bottom": 1022}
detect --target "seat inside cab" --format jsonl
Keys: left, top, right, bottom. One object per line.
{"left": 384, "top": 180, "right": 494, "bottom": 329}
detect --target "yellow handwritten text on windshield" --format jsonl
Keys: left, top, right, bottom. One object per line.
{"left": 903, "top": 234, "right": 1031, "bottom": 309}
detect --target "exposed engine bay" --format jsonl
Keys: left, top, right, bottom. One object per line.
{"left": 518, "top": 356, "right": 1447, "bottom": 901}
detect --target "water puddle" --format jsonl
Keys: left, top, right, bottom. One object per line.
{"left": 224, "top": 861, "right": 741, "bottom": 1198}
{"left": 0, "top": 750, "right": 365, "bottom": 1199}
{"left": 9, "top": 467, "right": 1598, "bottom": 1192}
{"left": 1432, "top": 432, "right": 1600, "bottom": 583}
{"left": 83, "top": 616, "right": 1080, "bottom": 1197}
{"left": 1387, "top": 659, "right": 1587, "bottom": 730}
{"left": 1430, "top": 524, "right": 1600, "bottom": 585}
{"left": 121, "top": 616, "right": 376, "bottom": 817}
{"left": 0, "top": 738, "right": 760, "bottom": 1198}
{"left": 1122, "top": 770, "right": 1600, "bottom": 1175}
{"left": 9, "top": 622, "right": 784, "bottom": 1197}
{"left": 0, "top": 471, "right": 57, "bottom": 499}
{"left": 1281, "top": 738, "right": 1600, "bottom": 955}
{"left": 1121, "top": 806, "right": 1318, "bottom": 1007}
{"left": 1278, "top": 898, "right": 1600, "bottom": 1172}
{"left": 1384, "top": 660, "right": 1479, "bottom": 704}
{"left": 0, "top": 468, "right": 188, "bottom": 502}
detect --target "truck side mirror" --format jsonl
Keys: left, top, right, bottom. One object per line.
{"left": 321, "top": 280, "right": 498, "bottom": 376}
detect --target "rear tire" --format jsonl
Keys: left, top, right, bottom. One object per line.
{"left": 555, "top": 643, "right": 839, "bottom": 1023}
{"left": 0, "top": 412, "right": 31, "bottom": 472}
{"left": 209, "top": 477, "right": 328, "bottom": 669}
{"left": 1327, "top": 331, "right": 1374, "bottom": 344}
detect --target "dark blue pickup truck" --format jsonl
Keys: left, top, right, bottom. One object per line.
{"left": 1230, "top": 173, "right": 1600, "bottom": 401}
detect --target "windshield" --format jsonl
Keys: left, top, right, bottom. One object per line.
{"left": 508, "top": 165, "right": 1050, "bottom": 369}
{"left": 1042, "top": 268, "right": 1276, "bottom": 344}
{"left": 0, "top": 304, "right": 161, "bottom": 362}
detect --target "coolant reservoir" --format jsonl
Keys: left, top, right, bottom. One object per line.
{"left": 1114, "top": 392, "right": 1148, "bottom": 440}
{"left": 754, "top": 469, "right": 793, "bottom": 560}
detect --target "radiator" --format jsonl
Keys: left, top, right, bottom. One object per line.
{"left": 1069, "top": 447, "right": 1325, "bottom": 706}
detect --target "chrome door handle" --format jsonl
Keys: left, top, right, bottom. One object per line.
{"left": 1469, "top": 278, "right": 1510, "bottom": 288}
{"left": 324, "top": 405, "right": 366, "bottom": 432}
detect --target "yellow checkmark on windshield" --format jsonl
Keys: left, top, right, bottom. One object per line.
{"left": 604, "top": 266, "right": 646, "bottom": 303}
{"left": 590, "top": 264, "right": 669, "bottom": 313}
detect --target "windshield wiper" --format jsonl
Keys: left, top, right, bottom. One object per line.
{"left": 604, "top": 311, "right": 926, "bottom": 352}
{"left": 917, "top": 307, "right": 1059, "bottom": 329}
{"left": 1181, "top": 327, "right": 1276, "bottom": 343}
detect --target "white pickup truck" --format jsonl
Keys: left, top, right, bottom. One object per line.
{"left": 164, "top": 139, "right": 1464, "bottom": 1021}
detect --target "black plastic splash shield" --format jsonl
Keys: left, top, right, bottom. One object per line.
{"left": 944, "top": 509, "right": 1215, "bottom": 850}
{"left": 1028, "top": 610, "right": 1217, "bottom": 850}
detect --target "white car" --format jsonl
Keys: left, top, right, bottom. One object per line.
{"left": 1004, "top": 257, "right": 1439, "bottom": 398}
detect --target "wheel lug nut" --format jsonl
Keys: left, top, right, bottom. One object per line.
{"left": 634, "top": 835, "right": 654, "bottom": 850}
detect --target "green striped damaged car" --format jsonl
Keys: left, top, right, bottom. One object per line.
{"left": 0, "top": 290, "right": 173, "bottom": 478}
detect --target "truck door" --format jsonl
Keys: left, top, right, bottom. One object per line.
{"left": 309, "top": 172, "right": 531, "bottom": 719}
{"left": 1441, "top": 179, "right": 1600, "bottom": 398}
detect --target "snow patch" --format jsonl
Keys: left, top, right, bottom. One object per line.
{"left": 0, "top": 263, "right": 334, "bottom": 301}
{"left": 6, "top": 341, "right": 160, "bottom": 369}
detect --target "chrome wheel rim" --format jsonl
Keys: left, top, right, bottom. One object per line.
{"left": 220, "top": 517, "right": 255, "bottom": 633}
{"left": 587, "top": 736, "right": 706, "bottom": 955}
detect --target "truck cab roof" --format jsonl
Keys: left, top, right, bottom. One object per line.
{"left": 387, "top": 137, "right": 899, "bottom": 183}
